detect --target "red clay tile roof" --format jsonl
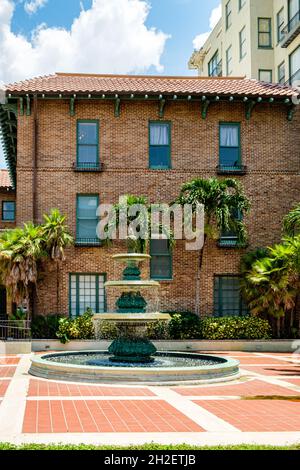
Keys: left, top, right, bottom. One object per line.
{"left": 0, "top": 169, "right": 12, "bottom": 188}
{"left": 5, "top": 73, "right": 299, "bottom": 99}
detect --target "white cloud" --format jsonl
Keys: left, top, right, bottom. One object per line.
{"left": 193, "top": 32, "right": 210, "bottom": 50}
{"left": 0, "top": 0, "right": 170, "bottom": 84}
{"left": 192, "top": 3, "right": 221, "bottom": 50}
{"left": 24, "top": 0, "right": 48, "bottom": 15}
{"left": 209, "top": 4, "right": 222, "bottom": 30}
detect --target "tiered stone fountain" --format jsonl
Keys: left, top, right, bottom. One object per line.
{"left": 29, "top": 253, "right": 240, "bottom": 384}
{"left": 94, "top": 253, "right": 171, "bottom": 363}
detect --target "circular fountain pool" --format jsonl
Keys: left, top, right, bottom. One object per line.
{"left": 29, "top": 351, "right": 240, "bottom": 385}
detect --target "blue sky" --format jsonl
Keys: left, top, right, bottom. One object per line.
{"left": 0, "top": 0, "right": 221, "bottom": 168}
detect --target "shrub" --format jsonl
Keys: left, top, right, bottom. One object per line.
{"left": 167, "top": 312, "right": 202, "bottom": 340}
{"left": 200, "top": 316, "right": 272, "bottom": 340}
{"left": 147, "top": 320, "right": 169, "bottom": 340}
{"left": 31, "top": 315, "right": 63, "bottom": 339}
{"left": 96, "top": 320, "right": 119, "bottom": 340}
{"left": 56, "top": 309, "right": 95, "bottom": 344}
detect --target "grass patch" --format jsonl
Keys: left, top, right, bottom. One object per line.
{"left": 0, "top": 443, "right": 299, "bottom": 451}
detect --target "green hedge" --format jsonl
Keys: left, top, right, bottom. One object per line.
{"left": 200, "top": 316, "right": 272, "bottom": 340}
{"left": 94, "top": 312, "right": 272, "bottom": 341}
{"left": 31, "top": 315, "right": 63, "bottom": 339}
{"left": 56, "top": 309, "right": 95, "bottom": 344}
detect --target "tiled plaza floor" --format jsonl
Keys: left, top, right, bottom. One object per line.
{"left": 0, "top": 351, "right": 299, "bottom": 446}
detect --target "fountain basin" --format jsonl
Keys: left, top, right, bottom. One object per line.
{"left": 93, "top": 313, "right": 170, "bottom": 322}
{"left": 112, "top": 254, "right": 151, "bottom": 263}
{"left": 29, "top": 351, "right": 240, "bottom": 385}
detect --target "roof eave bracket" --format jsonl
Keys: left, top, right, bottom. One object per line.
{"left": 201, "top": 99, "right": 210, "bottom": 119}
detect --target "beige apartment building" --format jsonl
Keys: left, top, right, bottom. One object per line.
{"left": 189, "top": 0, "right": 300, "bottom": 85}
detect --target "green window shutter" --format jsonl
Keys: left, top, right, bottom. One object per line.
{"left": 219, "top": 122, "right": 241, "bottom": 171}
{"left": 150, "top": 239, "right": 172, "bottom": 280}
{"left": 149, "top": 122, "right": 171, "bottom": 169}
{"left": 77, "top": 120, "right": 99, "bottom": 169}
{"left": 69, "top": 273, "right": 106, "bottom": 317}
{"left": 2, "top": 201, "right": 15, "bottom": 221}
{"left": 258, "top": 18, "right": 272, "bottom": 48}
{"left": 214, "top": 276, "right": 248, "bottom": 317}
{"left": 76, "top": 194, "right": 100, "bottom": 245}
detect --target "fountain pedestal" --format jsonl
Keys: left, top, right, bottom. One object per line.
{"left": 95, "top": 253, "right": 170, "bottom": 363}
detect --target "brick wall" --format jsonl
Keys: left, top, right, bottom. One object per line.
{"left": 16, "top": 99, "right": 300, "bottom": 316}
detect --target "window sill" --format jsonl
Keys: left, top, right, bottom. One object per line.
{"left": 75, "top": 239, "right": 102, "bottom": 247}
{"left": 73, "top": 163, "right": 103, "bottom": 172}
{"left": 216, "top": 165, "right": 247, "bottom": 175}
{"left": 149, "top": 167, "right": 172, "bottom": 171}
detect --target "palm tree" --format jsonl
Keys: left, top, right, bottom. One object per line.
{"left": 41, "top": 209, "right": 74, "bottom": 313}
{"left": 245, "top": 236, "right": 300, "bottom": 337}
{"left": 0, "top": 209, "right": 73, "bottom": 318}
{"left": 283, "top": 203, "right": 300, "bottom": 236}
{"left": 0, "top": 224, "right": 44, "bottom": 318}
{"left": 104, "top": 195, "right": 174, "bottom": 253}
{"left": 176, "top": 178, "right": 250, "bottom": 316}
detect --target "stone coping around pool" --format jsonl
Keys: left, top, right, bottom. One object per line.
{"left": 28, "top": 351, "right": 240, "bottom": 385}
{"left": 32, "top": 339, "right": 299, "bottom": 353}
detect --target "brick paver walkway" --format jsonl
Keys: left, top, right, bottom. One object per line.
{"left": 0, "top": 351, "right": 299, "bottom": 446}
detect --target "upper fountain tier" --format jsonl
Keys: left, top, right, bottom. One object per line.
{"left": 105, "top": 253, "right": 160, "bottom": 290}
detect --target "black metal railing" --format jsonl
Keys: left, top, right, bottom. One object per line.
{"left": 75, "top": 238, "right": 102, "bottom": 247}
{"left": 285, "top": 68, "right": 300, "bottom": 86}
{"left": 0, "top": 320, "right": 31, "bottom": 341}
{"left": 216, "top": 164, "right": 247, "bottom": 175}
{"left": 280, "top": 10, "right": 300, "bottom": 46}
{"left": 73, "top": 162, "right": 102, "bottom": 172}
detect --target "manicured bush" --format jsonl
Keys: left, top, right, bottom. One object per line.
{"left": 167, "top": 312, "right": 202, "bottom": 340}
{"left": 200, "top": 316, "right": 272, "bottom": 340}
{"left": 56, "top": 308, "right": 95, "bottom": 344}
{"left": 96, "top": 320, "right": 119, "bottom": 340}
{"left": 31, "top": 314, "right": 63, "bottom": 339}
{"left": 147, "top": 320, "right": 169, "bottom": 340}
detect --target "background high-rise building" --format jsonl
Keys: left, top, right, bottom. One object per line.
{"left": 189, "top": 0, "right": 300, "bottom": 85}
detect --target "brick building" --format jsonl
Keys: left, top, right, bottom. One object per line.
{"left": 0, "top": 73, "right": 299, "bottom": 317}
{"left": 0, "top": 170, "right": 16, "bottom": 317}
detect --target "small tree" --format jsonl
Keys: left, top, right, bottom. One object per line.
{"left": 243, "top": 236, "right": 300, "bottom": 337}
{"left": 283, "top": 203, "right": 300, "bottom": 237}
{"left": 104, "top": 195, "right": 174, "bottom": 253}
{"left": 0, "top": 209, "right": 73, "bottom": 318}
{"left": 176, "top": 177, "right": 250, "bottom": 316}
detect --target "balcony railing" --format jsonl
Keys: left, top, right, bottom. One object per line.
{"left": 218, "top": 238, "right": 247, "bottom": 249}
{"left": 218, "top": 237, "right": 238, "bottom": 248}
{"left": 285, "top": 68, "right": 300, "bottom": 86}
{"left": 280, "top": 10, "right": 300, "bottom": 47}
{"left": 73, "top": 162, "right": 102, "bottom": 172}
{"left": 0, "top": 320, "right": 31, "bottom": 341}
{"left": 75, "top": 238, "right": 102, "bottom": 247}
{"left": 216, "top": 164, "right": 247, "bottom": 175}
